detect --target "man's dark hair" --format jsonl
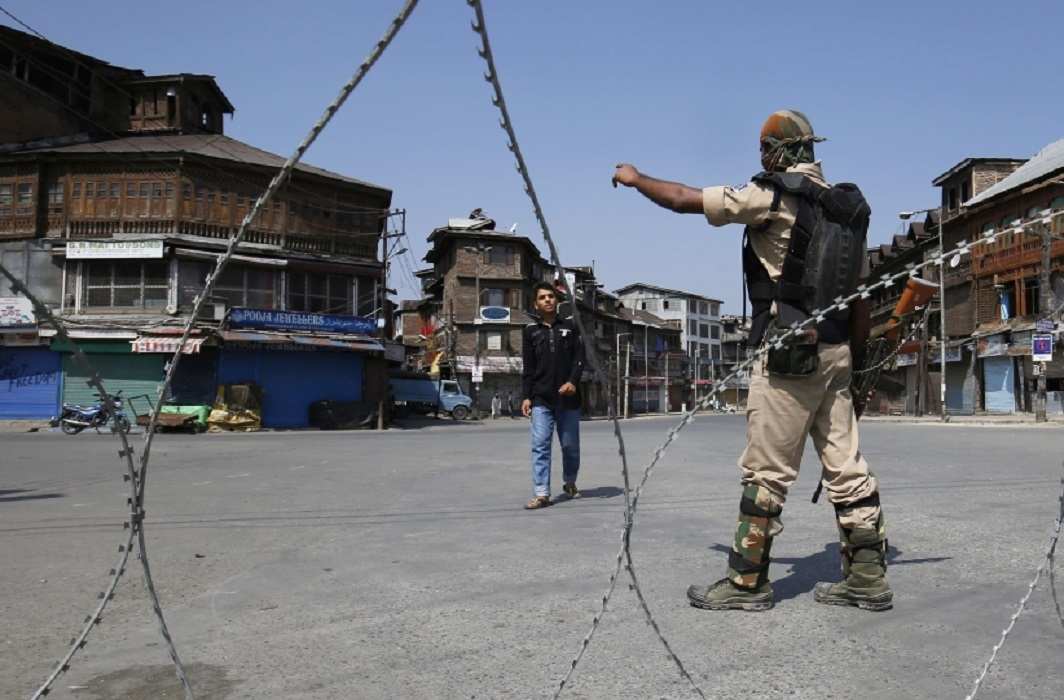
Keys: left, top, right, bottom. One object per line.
{"left": 532, "top": 282, "right": 557, "bottom": 298}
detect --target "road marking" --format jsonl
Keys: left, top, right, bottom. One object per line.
{"left": 291, "top": 465, "right": 306, "bottom": 470}
{"left": 225, "top": 473, "right": 251, "bottom": 479}
{"left": 193, "top": 481, "right": 213, "bottom": 486}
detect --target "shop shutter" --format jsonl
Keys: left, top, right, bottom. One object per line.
{"left": 217, "top": 349, "right": 363, "bottom": 428}
{"left": 983, "top": 356, "right": 1015, "bottom": 414}
{"left": 166, "top": 351, "right": 218, "bottom": 405}
{"left": 62, "top": 353, "right": 166, "bottom": 419}
{"left": 0, "top": 347, "right": 62, "bottom": 419}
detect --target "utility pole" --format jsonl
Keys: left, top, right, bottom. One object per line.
{"left": 937, "top": 205, "right": 948, "bottom": 421}
{"left": 1036, "top": 225, "right": 1054, "bottom": 422}
{"left": 623, "top": 340, "right": 631, "bottom": 419}
{"left": 643, "top": 323, "right": 649, "bottom": 414}
{"left": 462, "top": 242, "right": 492, "bottom": 419}
{"left": 616, "top": 332, "right": 631, "bottom": 418}
{"left": 664, "top": 346, "right": 670, "bottom": 413}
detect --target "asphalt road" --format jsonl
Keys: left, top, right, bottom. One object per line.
{"left": 1, "top": 416, "right": 1062, "bottom": 699}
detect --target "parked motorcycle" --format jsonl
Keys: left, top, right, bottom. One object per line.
{"left": 51, "top": 391, "right": 132, "bottom": 435}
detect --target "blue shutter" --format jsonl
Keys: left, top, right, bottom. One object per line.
{"left": 218, "top": 349, "right": 363, "bottom": 428}
{"left": 983, "top": 356, "right": 1015, "bottom": 414}
{"left": 0, "top": 348, "right": 62, "bottom": 419}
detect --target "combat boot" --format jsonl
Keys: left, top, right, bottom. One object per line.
{"left": 689, "top": 484, "right": 781, "bottom": 612}
{"left": 815, "top": 518, "right": 892, "bottom": 611}
{"left": 687, "top": 578, "right": 773, "bottom": 611}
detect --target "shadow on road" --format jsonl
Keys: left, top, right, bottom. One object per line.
{"left": 709, "top": 542, "right": 952, "bottom": 601}
{"left": 0, "top": 488, "right": 65, "bottom": 503}
{"left": 575, "top": 486, "right": 625, "bottom": 500}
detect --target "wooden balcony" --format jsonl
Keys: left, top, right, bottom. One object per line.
{"left": 972, "top": 238, "right": 1064, "bottom": 276}
{"left": 61, "top": 217, "right": 377, "bottom": 259}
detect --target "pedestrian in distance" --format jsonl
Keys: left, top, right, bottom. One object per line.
{"left": 491, "top": 391, "right": 501, "bottom": 420}
{"left": 521, "top": 282, "right": 584, "bottom": 509}
{"left": 506, "top": 391, "right": 515, "bottom": 419}
{"left": 612, "top": 109, "right": 891, "bottom": 612}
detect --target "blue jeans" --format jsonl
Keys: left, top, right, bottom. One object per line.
{"left": 530, "top": 405, "right": 580, "bottom": 497}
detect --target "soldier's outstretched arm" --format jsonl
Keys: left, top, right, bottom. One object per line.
{"left": 612, "top": 163, "right": 704, "bottom": 214}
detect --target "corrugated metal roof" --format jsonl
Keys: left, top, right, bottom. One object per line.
{"left": 965, "top": 138, "right": 1064, "bottom": 207}
{"left": 13, "top": 134, "right": 389, "bottom": 192}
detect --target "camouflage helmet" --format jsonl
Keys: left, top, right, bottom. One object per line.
{"left": 759, "top": 109, "right": 825, "bottom": 171}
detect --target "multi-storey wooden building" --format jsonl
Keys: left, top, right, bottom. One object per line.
{"left": 935, "top": 142, "right": 1064, "bottom": 414}
{"left": 0, "top": 25, "right": 394, "bottom": 427}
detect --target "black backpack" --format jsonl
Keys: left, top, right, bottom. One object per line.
{"left": 744, "top": 171, "right": 870, "bottom": 345}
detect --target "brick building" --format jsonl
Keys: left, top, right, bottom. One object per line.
{"left": 403, "top": 215, "right": 684, "bottom": 416}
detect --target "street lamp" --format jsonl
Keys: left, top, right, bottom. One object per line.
{"left": 899, "top": 206, "right": 947, "bottom": 422}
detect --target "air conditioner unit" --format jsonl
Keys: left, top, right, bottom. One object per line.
{"left": 478, "top": 306, "right": 510, "bottom": 323}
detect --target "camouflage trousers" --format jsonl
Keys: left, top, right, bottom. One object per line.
{"left": 727, "top": 342, "right": 883, "bottom": 589}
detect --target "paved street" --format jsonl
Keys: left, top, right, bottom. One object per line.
{"left": 2, "top": 417, "right": 1062, "bottom": 699}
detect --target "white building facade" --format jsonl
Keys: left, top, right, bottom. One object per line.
{"left": 614, "top": 283, "right": 723, "bottom": 387}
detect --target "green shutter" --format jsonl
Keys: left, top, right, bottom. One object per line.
{"left": 62, "top": 353, "right": 166, "bottom": 417}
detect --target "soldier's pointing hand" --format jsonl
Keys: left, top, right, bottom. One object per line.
{"left": 612, "top": 163, "right": 640, "bottom": 188}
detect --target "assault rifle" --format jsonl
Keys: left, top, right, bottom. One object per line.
{"left": 852, "top": 276, "right": 939, "bottom": 419}
{"left": 811, "top": 276, "right": 938, "bottom": 504}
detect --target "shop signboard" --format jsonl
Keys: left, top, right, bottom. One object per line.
{"left": 0, "top": 297, "right": 34, "bottom": 331}
{"left": 67, "top": 239, "right": 164, "bottom": 259}
{"left": 1032, "top": 334, "right": 1054, "bottom": 362}
{"left": 977, "top": 334, "right": 1009, "bottom": 358}
{"left": 228, "top": 307, "right": 376, "bottom": 336}
{"left": 928, "top": 346, "right": 962, "bottom": 364}
{"left": 895, "top": 352, "right": 918, "bottom": 367}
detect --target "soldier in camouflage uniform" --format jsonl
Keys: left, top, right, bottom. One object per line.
{"left": 612, "top": 110, "right": 891, "bottom": 612}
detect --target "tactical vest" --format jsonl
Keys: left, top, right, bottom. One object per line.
{"left": 743, "top": 171, "right": 870, "bottom": 347}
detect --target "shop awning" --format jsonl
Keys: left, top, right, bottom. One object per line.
{"left": 132, "top": 336, "right": 206, "bottom": 354}
{"left": 221, "top": 330, "right": 383, "bottom": 352}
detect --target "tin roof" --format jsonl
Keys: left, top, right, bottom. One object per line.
{"left": 964, "top": 138, "right": 1064, "bottom": 208}
{"left": 11, "top": 133, "right": 389, "bottom": 192}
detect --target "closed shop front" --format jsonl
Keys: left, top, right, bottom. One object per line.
{"left": 167, "top": 351, "right": 218, "bottom": 405}
{"left": 217, "top": 348, "right": 363, "bottom": 428}
{"left": 0, "top": 347, "right": 62, "bottom": 419}
{"left": 59, "top": 342, "right": 166, "bottom": 417}
{"left": 983, "top": 356, "right": 1016, "bottom": 414}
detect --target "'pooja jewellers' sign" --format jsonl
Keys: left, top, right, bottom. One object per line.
{"left": 228, "top": 308, "right": 377, "bottom": 336}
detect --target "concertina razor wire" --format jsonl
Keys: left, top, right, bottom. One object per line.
{"left": 1, "top": 0, "right": 1061, "bottom": 697}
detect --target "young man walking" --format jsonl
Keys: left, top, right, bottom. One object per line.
{"left": 521, "top": 282, "right": 584, "bottom": 509}
{"left": 612, "top": 110, "right": 890, "bottom": 612}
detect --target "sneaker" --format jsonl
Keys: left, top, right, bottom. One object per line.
{"left": 686, "top": 578, "right": 774, "bottom": 611}
{"left": 563, "top": 482, "right": 580, "bottom": 499}
{"left": 524, "top": 495, "right": 552, "bottom": 510}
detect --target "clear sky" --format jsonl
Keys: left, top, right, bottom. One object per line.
{"left": 5, "top": 0, "right": 1063, "bottom": 313}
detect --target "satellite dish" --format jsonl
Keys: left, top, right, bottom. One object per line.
{"left": 950, "top": 254, "right": 961, "bottom": 268}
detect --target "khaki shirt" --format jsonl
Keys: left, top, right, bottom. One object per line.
{"left": 702, "top": 162, "right": 829, "bottom": 281}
